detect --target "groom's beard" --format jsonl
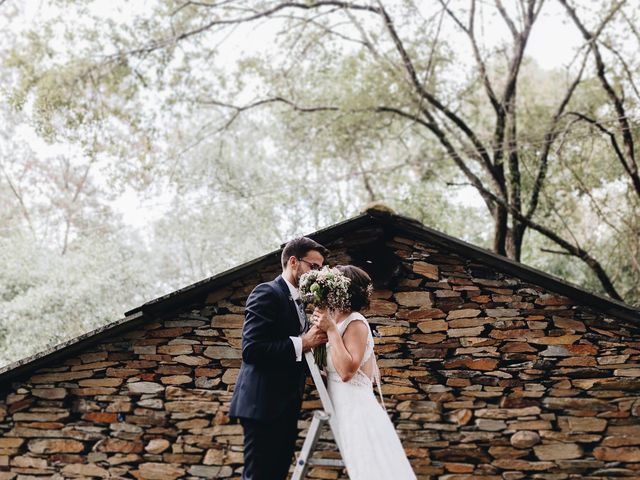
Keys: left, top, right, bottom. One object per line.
{"left": 293, "top": 268, "right": 304, "bottom": 288}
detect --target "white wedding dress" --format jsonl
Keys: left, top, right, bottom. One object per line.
{"left": 326, "top": 311, "right": 416, "bottom": 480}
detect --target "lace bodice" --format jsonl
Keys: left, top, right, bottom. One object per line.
{"left": 326, "top": 312, "right": 376, "bottom": 388}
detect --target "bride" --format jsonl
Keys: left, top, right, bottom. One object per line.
{"left": 311, "top": 265, "right": 416, "bottom": 480}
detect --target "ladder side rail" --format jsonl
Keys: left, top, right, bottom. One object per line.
{"left": 304, "top": 351, "right": 344, "bottom": 452}
{"left": 292, "top": 351, "right": 347, "bottom": 480}
{"left": 291, "top": 411, "right": 329, "bottom": 480}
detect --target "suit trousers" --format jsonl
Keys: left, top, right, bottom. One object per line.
{"left": 240, "top": 407, "right": 299, "bottom": 480}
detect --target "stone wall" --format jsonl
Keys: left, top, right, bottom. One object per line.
{"left": 0, "top": 229, "right": 639, "bottom": 479}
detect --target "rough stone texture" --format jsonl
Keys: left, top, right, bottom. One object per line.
{"left": 0, "top": 227, "right": 639, "bottom": 479}
{"left": 510, "top": 430, "right": 540, "bottom": 448}
{"left": 145, "top": 438, "right": 170, "bottom": 454}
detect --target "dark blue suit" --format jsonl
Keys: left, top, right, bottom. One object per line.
{"left": 229, "top": 275, "right": 307, "bottom": 480}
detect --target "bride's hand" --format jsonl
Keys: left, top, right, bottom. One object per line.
{"left": 312, "top": 307, "right": 336, "bottom": 333}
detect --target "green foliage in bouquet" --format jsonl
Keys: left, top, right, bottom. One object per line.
{"left": 299, "top": 267, "right": 351, "bottom": 309}
{"left": 299, "top": 267, "right": 352, "bottom": 368}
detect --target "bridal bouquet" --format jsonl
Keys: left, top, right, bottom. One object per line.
{"left": 299, "top": 266, "right": 351, "bottom": 368}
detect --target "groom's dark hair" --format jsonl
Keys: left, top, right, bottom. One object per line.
{"left": 281, "top": 237, "right": 329, "bottom": 270}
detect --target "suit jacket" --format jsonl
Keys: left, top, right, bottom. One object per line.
{"left": 229, "top": 275, "right": 308, "bottom": 421}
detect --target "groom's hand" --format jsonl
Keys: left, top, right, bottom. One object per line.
{"left": 301, "top": 325, "right": 328, "bottom": 352}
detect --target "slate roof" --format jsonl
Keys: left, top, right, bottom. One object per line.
{"left": 1, "top": 208, "right": 638, "bottom": 386}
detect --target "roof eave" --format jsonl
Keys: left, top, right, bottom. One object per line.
{"left": 0, "top": 311, "right": 147, "bottom": 390}
{"left": 367, "top": 209, "right": 640, "bottom": 324}
{"left": 124, "top": 211, "right": 378, "bottom": 317}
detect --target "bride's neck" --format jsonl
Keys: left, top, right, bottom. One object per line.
{"left": 334, "top": 310, "right": 352, "bottom": 323}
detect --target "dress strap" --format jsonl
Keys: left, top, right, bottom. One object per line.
{"left": 337, "top": 311, "right": 361, "bottom": 332}
{"left": 340, "top": 312, "right": 386, "bottom": 411}
{"left": 372, "top": 352, "right": 386, "bottom": 410}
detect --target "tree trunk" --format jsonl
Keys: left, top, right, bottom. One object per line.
{"left": 493, "top": 205, "right": 508, "bottom": 256}
{"left": 506, "top": 221, "right": 525, "bottom": 261}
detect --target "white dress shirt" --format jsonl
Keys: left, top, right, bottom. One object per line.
{"left": 284, "top": 276, "right": 304, "bottom": 362}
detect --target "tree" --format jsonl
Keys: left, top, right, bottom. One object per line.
{"left": 3, "top": 0, "right": 639, "bottom": 307}
{"left": 0, "top": 230, "right": 158, "bottom": 366}
{"left": 126, "top": 0, "right": 631, "bottom": 299}
{"left": 559, "top": 0, "right": 640, "bottom": 198}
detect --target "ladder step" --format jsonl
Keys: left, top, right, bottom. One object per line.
{"left": 307, "top": 458, "right": 345, "bottom": 467}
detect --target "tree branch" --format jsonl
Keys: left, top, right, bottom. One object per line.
{"left": 540, "top": 248, "right": 573, "bottom": 256}
{"left": 197, "top": 96, "right": 339, "bottom": 131}
{"left": 526, "top": 50, "right": 589, "bottom": 220}
{"left": 375, "top": 105, "right": 497, "bottom": 212}
{"left": 196, "top": 95, "right": 496, "bottom": 213}
{"left": 116, "top": 1, "right": 382, "bottom": 58}
{"left": 558, "top": 0, "right": 639, "bottom": 198}
{"left": 0, "top": 160, "right": 35, "bottom": 236}
{"left": 600, "top": 41, "right": 640, "bottom": 102}
{"left": 439, "top": 0, "right": 501, "bottom": 113}
{"left": 495, "top": 0, "right": 519, "bottom": 38}
{"left": 475, "top": 176, "right": 623, "bottom": 300}
{"left": 171, "top": 1, "right": 235, "bottom": 17}
{"left": 376, "top": 1, "right": 496, "bottom": 180}
{"left": 567, "top": 111, "right": 640, "bottom": 194}
{"left": 492, "top": 0, "right": 537, "bottom": 193}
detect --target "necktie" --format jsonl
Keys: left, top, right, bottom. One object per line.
{"left": 294, "top": 298, "right": 307, "bottom": 333}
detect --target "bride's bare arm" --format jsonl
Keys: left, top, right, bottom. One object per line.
{"left": 326, "top": 321, "right": 368, "bottom": 382}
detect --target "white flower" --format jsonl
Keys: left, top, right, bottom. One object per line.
{"left": 299, "top": 266, "right": 351, "bottom": 310}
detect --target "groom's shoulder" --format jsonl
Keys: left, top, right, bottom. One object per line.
{"left": 247, "top": 276, "right": 285, "bottom": 300}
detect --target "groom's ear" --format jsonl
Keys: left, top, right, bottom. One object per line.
{"left": 285, "top": 255, "right": 297, "bottom": 269}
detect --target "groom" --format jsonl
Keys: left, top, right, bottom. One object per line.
{"left": 230, "top": 237, "right": 329, "bottom": 480}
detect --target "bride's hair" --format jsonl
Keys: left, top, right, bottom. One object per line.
{"left": 336, "top": 265, "right": 372, "bottom": 311}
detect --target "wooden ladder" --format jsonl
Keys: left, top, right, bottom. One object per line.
{"left": 291, "top": 351, "right": 346, "bottom": 480}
